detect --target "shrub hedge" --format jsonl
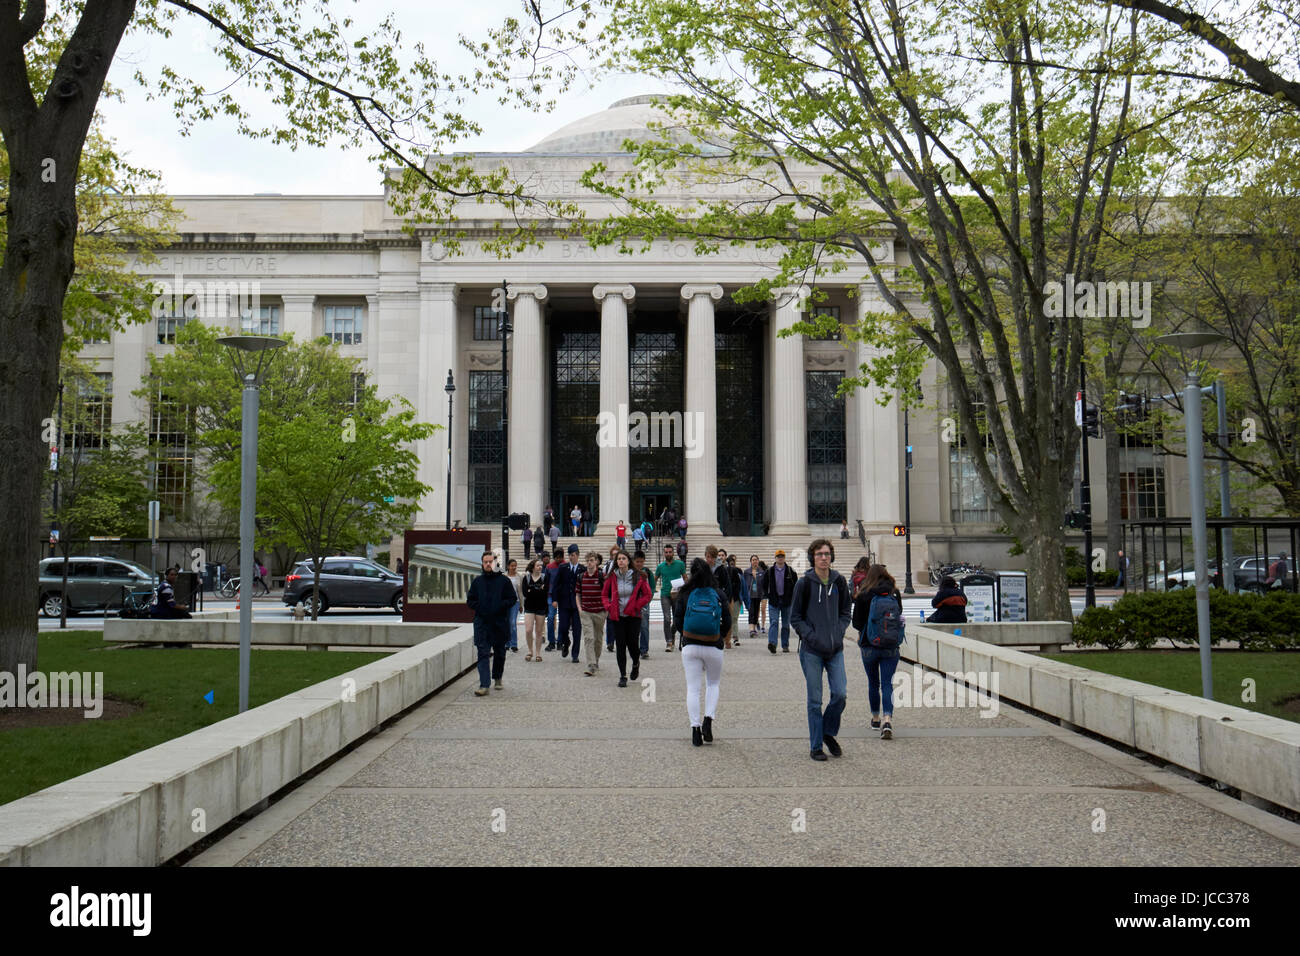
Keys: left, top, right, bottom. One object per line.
{"left": 1066, "top": 567, "right": 1119, "bottom": 587}
{"left": 1071, "top": 589, "right": 1300, "bottom": 650}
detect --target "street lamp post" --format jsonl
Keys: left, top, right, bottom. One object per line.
{"left": 1157, "top": 331, "right": 1225, "bottom": 700}
{"left": 445, "top": 370, "right": 455, "bottom": 531}
{"left": 216, "top": 334, "right": 286, "bottom": 713}
{"left": 903, "top": 380, "right": 921, "bottom": 594}
{"left": 498, "top": 281, "right": 511, "bottom": 565}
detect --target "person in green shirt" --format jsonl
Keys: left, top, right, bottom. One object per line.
{"left": 655, "top": 542, "right": 687, "bottom": 651}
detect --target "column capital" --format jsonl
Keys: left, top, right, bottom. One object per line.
{"left": 418, "top": 281, "right": 459, "bottom": 302}
{"left": 772, "top": 285, "right": 812, "bottom": 310}
{"left": 507, "top": 284, "right": 548, "bottom": 302}
{"left": 680, "top": 283, "right": 723, "bottom": 302}
{"left": 280, "top": 293, "right": 317, "bottom": 306}
{"left": 593, "top": 283, "right": 635, "bottom": 303}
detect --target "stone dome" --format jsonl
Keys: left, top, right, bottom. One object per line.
{"left": 526, "top": 94, "right": 719, "bottom": 154}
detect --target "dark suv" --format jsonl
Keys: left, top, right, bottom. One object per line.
{"left": 38, "top": 556, "right": 156, "bottom": 617}
{"left": 282, "top": 557, "right": 404, "bottom": 615}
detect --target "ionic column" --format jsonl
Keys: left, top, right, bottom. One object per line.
{"left": 854, "top": 281, "right": 900, "bottom": 525}
{"left": 416, "top": 283, "right": 458, "bottom": 527}
{"left": 364, "top": 292, "right": 381, "bottom": 376}
{"left": 281, "top": 294, "right": 315, "bottom": 342}
{"left": 682, "top": 284, "right": 723, "bottom": 538}
{"left": 508, "top": 284, "right": 548, "bottom": 523}
{"left": 768, "top": 286, "right": 810, "bottom": 534}
{"left": 594, "top": 284, "right": 635, "bottom": 534}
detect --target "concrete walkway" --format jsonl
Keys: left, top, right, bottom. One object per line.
{"left": 193, "top": 638, "right": 1300, "bottom": 867}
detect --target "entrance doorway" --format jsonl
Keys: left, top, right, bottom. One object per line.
{"left": 720, "top": 492, "right": 756, "bottom": 536}
{"left": 639, "top": 491, "right": 677, "bottom": 537}
{"left": 558, "top": 492, "right": 595, "bottom": 537}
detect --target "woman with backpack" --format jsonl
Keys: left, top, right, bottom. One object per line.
{"left": 673, "top": 558, "right": 733, "bottom": 747}
{"left": 521, "top": 559, "right": 550, "bottom": 661}
{"left": 576, "top": 552, "right": 607, "bottom": 676}
{"left": 602, "top": 548, "right": 652, "bottom": 687}
{"left": 852, "top": 564, "right": 904, "bottom": 740}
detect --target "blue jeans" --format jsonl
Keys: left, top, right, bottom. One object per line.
{"left": 768, "top": 604, "right": 791, "bottom": 649}
{"left": 861, "top": 646, "right": 901, "bottom": 716}
{"left": 606, "top": 616, "right": 615, "bottom": 650}
{"left": 546, "top": 604, "right": 558, "bottom": 647}
{"left": 799, "top": 646, "right": 847, "bottom": 752}
{"left": 639, "top": 606, "right": 650, "bottom": 655}
{"left": 475, "top": 632, "right": 508, "bottom": 687}
{"left": 557, "top": 606, "right": 582, "bottom": 659}
{"left": 507, "top": 604, "right": 519, "bottom": 649}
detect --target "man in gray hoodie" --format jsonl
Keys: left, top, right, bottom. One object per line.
{"left": 790, "top": 538, "right": 853, "bottom": 761}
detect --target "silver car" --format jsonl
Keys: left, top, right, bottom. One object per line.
{"left": 38, "top": 556, "right": 156, "bottom": 617}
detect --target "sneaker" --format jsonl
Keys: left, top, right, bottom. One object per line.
{"left": 810, "top": 749, "right": 828, "bottom": 761}
{"left": 560, "top": 643, "right": 570, "bottom": 655}
{"left": 618, "top": 677, "right": 628, "bottom": 687}
{"left": 692, "top": 726, "right": 703, "bottom": 747}
{"left": 630, "top": 664, "right": 639, "bottom": 681}
{"left": 494, "top": 678, "right": 502, "bottom": 689}
{"left": 511, "top": 647, "right": 518, "bottom": 653}
{"left": 768, "top": 643, "right": 777, "bottom": 654}
{"left": 584, "top": 668, "right": 594, "bottom": 676}
{"left": 881, "top": 720, "right": 893, "bottom": 740}
{"left": 474, "top": 687, "right": 489, "bottom": 697}
{"left": 642, "top": 651, "right": 650, "bottom": 659}
{"left": 783, "top": 646, "right": 790, "bottom": 653}
{"left": 606, "top": 644, "right": 615, "bottom": 652}
{"left": 870, "top": 718, "right": 881, "bottom": 730}
{"left": 702, "top": 716, "right": 713, "bottom": 743}
{"left": 824, "top": 734, "right": 842, "bottom": 758}
{"left": 545, "top": 644, "right": 555, "bottom": 652}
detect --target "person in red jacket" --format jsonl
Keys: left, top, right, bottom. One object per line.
{"left": 602, "top": 548, "right": 653, "bottom": 687}
{"left": 576, "top": 552, "right": 607, "bottom": 676}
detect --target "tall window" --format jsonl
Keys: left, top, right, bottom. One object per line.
{"left": 349, "top": 372, "right": 366, "bottom": 408}
{"left": 323, "top": 304, "right": 364, "bottom": 345}
{"left": 806, "top": 370, "right": 847, "bottom": 523}
{"left": 807, "top": 305, "right": 843, "bottom": 340}
{"left": 66, "top": 373, "right": 112, "bottom": 450}
{"left": 1119, "top": 468, "right": 1167, "bottom": 519}
{"left": 474, "top": 306, "right": 503, "bottom": 341}
{"left": 149, "top": 383, "right": 194, "bottom": 519}
{"left": 241, "top": 303, "right": 281, "bottom": 335}
{"left": 468, "top": 370, "right": 504, "bottom": 523}
{"left": 949, "top": 400, "right": 1000, "bottom": 522}
{"left": 156, "top": 314, "right": 187, "bottom": 344}
{"left": 550, "top": 327, "right": 602, "bottom": 516}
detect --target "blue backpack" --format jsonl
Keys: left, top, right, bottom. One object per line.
{"left": 865, "top": 593, "right": 905, "bottom": 648}
{"left": 682, "top": 587, "right": 722, "bottom": 636}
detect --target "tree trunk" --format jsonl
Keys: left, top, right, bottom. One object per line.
{"left": 1020, "top": 524, "right": 1072, "bottom": 621}
{"left": 1105, "top": 428, "right": 1123, "bottom": 568}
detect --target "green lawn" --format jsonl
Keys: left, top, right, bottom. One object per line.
{"left": 1043, "top": 650, "right": 1300, "bottom": 724}
{"left": 0, "top": 631, "right": 387, "bottom": 806}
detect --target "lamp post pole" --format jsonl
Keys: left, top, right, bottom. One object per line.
{"left": 445, "top": 370, "right": 455, "bottom": 531}
{"left": 1215, "top": 379, "right": 1234, "bottom": 593}
{"left": 903, "top": 397, "right": 914, "bottom": 595}
{"left": 217, "top": 335, "right": 285, "bottom": 714}
{"left": 1081, "top": 362, "right": 1096, "bottom": 608}
{"left": 237, "top": 371, "right": 258, "bottom": 712}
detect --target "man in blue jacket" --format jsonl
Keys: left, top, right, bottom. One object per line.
{"left": 790, "top": 538, "right": 853, "bottom": 761}
{"left": 467, "top": 551, "right": 518, "bottom": 696}
{"left": 550, "top": 543, "right": 584, "bottom": 661}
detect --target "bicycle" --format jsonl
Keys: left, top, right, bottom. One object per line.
{"left": 929, "top": 562, "right": 988, "bottom": 587}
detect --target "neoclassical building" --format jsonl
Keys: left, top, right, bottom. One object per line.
{"left": 97, "top": 96, "right": 1176, "bottom": 567}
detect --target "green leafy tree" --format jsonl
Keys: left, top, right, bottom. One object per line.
{"left": 0, "top": 0, "right": 570, "bottom": 674}
{"left": 524, "top": 0, "right": 1181, "bottom": 618}
{"left": 42, "top": 359, "right": 152, "bottom": 627}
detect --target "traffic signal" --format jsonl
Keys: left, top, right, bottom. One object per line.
{"left": 905, "top": 444, "right": 913, "bottom": 470}
{"left": 1064, "top": 511, "right": 1089, "bottom": 530}
{"left": 892, "top": 524, "right": 906, "bottom": 536}
{"left": 1082, "top": 403, "right": 1102, "bottom": 438}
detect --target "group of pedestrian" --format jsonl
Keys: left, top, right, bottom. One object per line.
{"left": 467, "top": 535, "right": 929, "bottom": 760}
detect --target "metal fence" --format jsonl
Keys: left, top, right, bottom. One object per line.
{"left": 1122, "top": 518, "right": 1300, "bottom": 593}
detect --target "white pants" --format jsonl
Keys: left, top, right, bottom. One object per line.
{"left": 681, "top": 643, "right": 724, "bottom": 728}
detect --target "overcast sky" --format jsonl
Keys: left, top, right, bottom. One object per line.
{"left": 96, "top": 1, "right": 652, "bottom": 194}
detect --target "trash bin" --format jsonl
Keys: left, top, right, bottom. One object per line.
{"left": 956, "top": 571, "right": 999, "bottom": 622}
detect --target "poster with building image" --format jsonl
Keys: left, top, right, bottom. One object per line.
{"left": 403, "top": 530, "right": 493, "bottom": 622}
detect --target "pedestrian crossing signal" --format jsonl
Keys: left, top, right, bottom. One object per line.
{"left": 893, "top": 524, "right": 906, "bottom": 536}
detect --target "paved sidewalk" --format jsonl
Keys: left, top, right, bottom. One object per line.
{"left": 194, "top": 639, "right": 1300, "bottom": 867}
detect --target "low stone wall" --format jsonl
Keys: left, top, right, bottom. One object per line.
{"left": 905, "top": 624, "right": 1300, "bottom": 812}
{"left": 919, "top": 621, "right": 1072, "bottom": 650}
{"left": 0, "top": 623, "right": 477, "bottom": 865}
{"left": 103, "top": 615, "right": 455, "bottom": 649}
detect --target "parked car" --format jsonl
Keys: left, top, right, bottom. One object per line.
{"left": 38, "top": 556, "right": 156, "bottom": 617}
{"left": 281, "top": 557, "right": 404, "bottom": 615}
{"left": 1230, "top": 555, "right": 1296, "bottom": 592}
